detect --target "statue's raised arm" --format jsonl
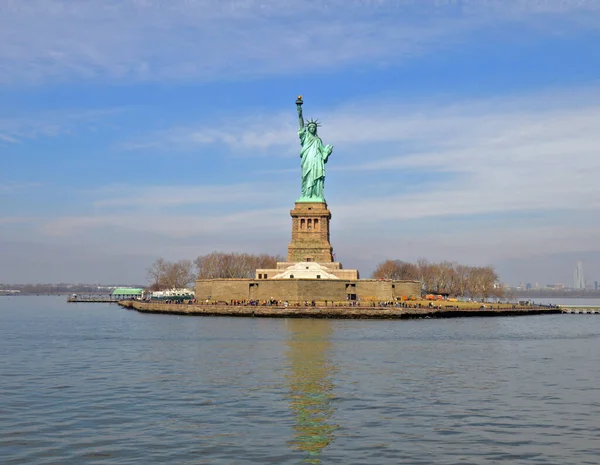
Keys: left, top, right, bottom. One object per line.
{"left": 296, "top": 95, "right": 304, "bottom": 129}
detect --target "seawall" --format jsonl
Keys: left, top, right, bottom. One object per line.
{"left": 119, "top": 300, "right": 561, "bottom": 319}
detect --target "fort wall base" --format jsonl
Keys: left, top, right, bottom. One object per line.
{"left": 195, "top": 278, "right": 421, "bottom": 303}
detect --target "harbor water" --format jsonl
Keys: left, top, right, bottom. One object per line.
{"left": 1, "top": 296, "right": 599, "bottom": 464}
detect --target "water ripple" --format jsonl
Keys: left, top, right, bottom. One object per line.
{"left": 1, "top": 297, "right": 600, "bottom": 464}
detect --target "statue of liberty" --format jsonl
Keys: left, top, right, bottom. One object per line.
{"left": 296, "top": 96, "right": 333, "bottom": 202}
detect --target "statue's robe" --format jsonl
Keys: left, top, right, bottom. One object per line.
{"left": 298, "top": 127, "right": 332, "bottom": 201}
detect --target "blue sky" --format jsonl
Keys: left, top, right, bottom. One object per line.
{"left": 1, "top": 0, "right": 600, "bottom": 286}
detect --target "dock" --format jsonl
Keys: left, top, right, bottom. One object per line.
{"left": 67, "top": 296, "right": 120, "bottom": 303}
{"left": 560, "top": 306, "right": 600, "bottom": 314}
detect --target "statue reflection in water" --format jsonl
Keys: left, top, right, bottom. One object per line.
{"left": 285, "top": 319, "right": 338, "bottom": 464}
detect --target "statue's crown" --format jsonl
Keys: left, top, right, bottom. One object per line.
{"left": 306, "top": 118, "right": 321, "bottom": 127}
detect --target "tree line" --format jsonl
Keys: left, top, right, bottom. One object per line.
{"left": 371, "top": 259, "right": 503, "bottom": 300}
{"left": 147, "top": 252, "right": 283, "bottom": 290}
{"left": 146, "top": 253, "right": 503, "bottom": 300}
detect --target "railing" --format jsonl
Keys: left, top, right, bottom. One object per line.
{"left": 67, "top": 296, "right": 124, "bottom": 303}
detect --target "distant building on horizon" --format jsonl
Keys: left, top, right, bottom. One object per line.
{"left": 573, "top": 261, "right": 585, "bottom": 290}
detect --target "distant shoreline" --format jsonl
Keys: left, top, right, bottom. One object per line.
{"left": 514, "top": 292, "right": 600, "bottom": 299}
{"left": 0, "top": 293, "right": 113, "bottom": 296}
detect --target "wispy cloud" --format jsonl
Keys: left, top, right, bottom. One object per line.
{"left": 0, "top": 216, "right": 36, "bottom": 225}
{"left": 0, "top": 182, "right": 42, "bottom": 192}
{"left": 0, "top": 108, "right": 125, "bottom": 142}
{"left": 92, "top": 183, "right": 285, "bottom": 208}
{"left": 129, "top": 85, "right": 600, "bottom": 149}
{"left": 331, "top": 95, "right": 600, "bottom": 221}
{"left": 1, "top": 0, "right": 599, "bottom": 85}
{"left": 335, "top": 221, "right": 600, "bottom": 268}
{"left": 39, "top": 208, "right": 287, "bottom": 239}
{"left": 122, "top": 112, "right": 295, "bottom": 153}
{"left": 0, "top": 133, "right": 19, "bottom": 144}
{"left": 25, "top": 87, "right": 599, "bottom": 263}
{"left": 126, "top": 85, "right": 600, "bottom": 221}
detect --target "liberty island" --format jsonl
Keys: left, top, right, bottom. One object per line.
{"left": 122, "top": 97, "right": 560, "bottom": 316}
{"left": 192, "top": 96, "right": 421, "bottom": 304}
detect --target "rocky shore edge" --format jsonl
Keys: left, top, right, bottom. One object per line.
{"left": 119, "top": 300, "right": 561, "bottom": 319}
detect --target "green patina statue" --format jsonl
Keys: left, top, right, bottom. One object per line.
{"left": 296, "top": 96, "right": 333, "bottom": 203}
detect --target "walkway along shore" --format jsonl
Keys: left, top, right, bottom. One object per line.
{"left": 119, "top": 300, "right": 561, "bottom": 319}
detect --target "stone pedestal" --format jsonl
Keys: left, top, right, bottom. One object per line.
{"left": 287, "top": 202, "right": 333, "bottom": 263}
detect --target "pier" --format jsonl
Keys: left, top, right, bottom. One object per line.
{"left": 67, "top": 296, "right": 121, "bottom": 303}
{"left": 560, "top": 306, "right": 600, "bottom": 314}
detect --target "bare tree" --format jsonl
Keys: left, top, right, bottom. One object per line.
{"left": 397, "top": 261, "right": 420, "bottom": 280}
{"left": 147, "top": 258, "right": 195, "bottom": 290}
{"left": 416, "top": 258, "right": 437, "bottom": 293}
{"left": 195, "top": 252, "right": 284, "bottom": 279}
{"left": 453, "top": 264, "right": 470, "bottom": 297}
{"left": 371, "top": 258, "right": 502, "bottom": 300}
{"left": 468, "top": 266, "right": 499, "bottom": 301}
{"left": 147, "top": 258, "right": 167, "bottom": 291}
{"left": 255, "top": 253, "right": 282, "bottom": 270}
{"left": 372, "top": 260, "right": 420, "bottom": 280}
{"left": 431, "top": 261, "right": 457, "bottom": 295}
{"left": 162, "top": 260, "right": 195, "bottom": 289}
{"left": 194, "top": 252, "right": 225, "bottom": 279}
{"left": 372, "top": 260, "right": 401, "bottom": 279}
